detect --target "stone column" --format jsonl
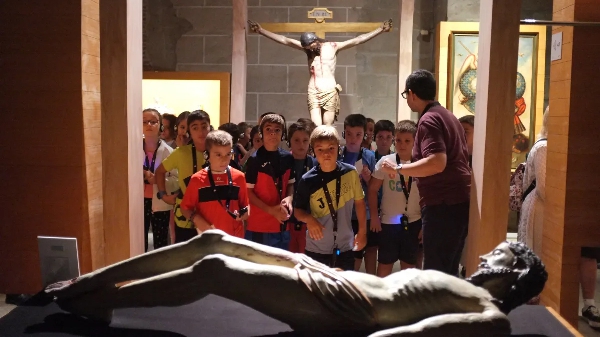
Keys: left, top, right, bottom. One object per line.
{"left": 230, "top": 0, "right": 247, "bottom": 124}
{"left": 397, "top": 0, "right": 414, "bottom": 122}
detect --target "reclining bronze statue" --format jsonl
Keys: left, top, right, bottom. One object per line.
{"left": 45, "top": 230, "right": 547, "bottom": 336}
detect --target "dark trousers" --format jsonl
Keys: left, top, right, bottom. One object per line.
{"left": 305, "top": 250, "right": 355, "bottom": 271}
{"left": 421, "top": 201, "right": 469, "bottom": 276}
{"left": 174, "top": 225, "right": 198, "bottom": 244}
{"left": 144, "top": 198, "right": 170, "bottom": 252}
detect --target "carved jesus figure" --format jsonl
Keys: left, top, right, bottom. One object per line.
{"left": 248, "top": 19, "right": 392, "bottom": 126}
{"left": 45, "top": 230, "right": 547, "bottom": 336}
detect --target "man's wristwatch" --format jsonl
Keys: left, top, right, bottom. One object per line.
{"left": 157, "top": 190, "right": 167, "bottom": 200}
{"left": 395, "top": 163, "right": 403, "bottom": 175}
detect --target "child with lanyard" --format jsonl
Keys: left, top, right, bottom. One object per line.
{"left": 244, "top": 113, "right": 295, "bottom": 249}
{"left": 340, "top": 114, "right": 377, "bottom": 274}
{"left": 294, "top": 125, "right": 367, "bottom": 270}
{"left": 368, "top": 120, "right": 421, "bottom": 277}
{"left": 286, "top": 120, "right": 317, "bottom": 253}
{"left": 180, "top": 131, "right": 249, "bottom": 237}
{"left": 155, "top": 110, "right": 210, "bottom": 243}
{"left": 142, "top": 108, "right": 175, "bottom": 251}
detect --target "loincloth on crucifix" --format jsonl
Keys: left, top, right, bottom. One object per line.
{"left": 307, "top": 84, "right": 343, "bottom": 121}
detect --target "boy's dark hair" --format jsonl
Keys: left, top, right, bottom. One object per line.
{"left": 238, "top": 122, "right": 251, "bottom": 136}
{"left": 396, "top": 120, "right": 417, "bottom": 136}
{"left": 187, "top": 110, "right": 210, "bottom": 128}
{"left": 249, "top": 125, "right": 261, "bottom": 146}
{"left": 162, "top": 113, "right": 177, "bottom": 136}
{"left": 458, "top": 115, "right": 475, "bottom": 127}
{"left": 218, "top": 123, "right": 241, "bottom": 144}
{"left": 205, "top": 130, "right": 233, "bottom": 152}
{"left": 259, "top": 113, "right": 285, "bottom": 134}
{"left": 176, "top": 111, "right": 190, "bottom": 128}
{"left": 405, "top": 69, "right": 437, "bottom": 101}
{"left": 374, "top": 120, "right": 395, "bottom": 137}
{"left": 296, "top": 118, "right": 316, "bottom": 138}
{"left": 288, "top": 121, "right": 314, "bottom": 141}
{"left": 343, "top": 114, "right": 367, "bottom": 131}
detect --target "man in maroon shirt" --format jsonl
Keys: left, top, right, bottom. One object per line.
{"left": 381, "top": 69, "right": 471, "bottom": 275}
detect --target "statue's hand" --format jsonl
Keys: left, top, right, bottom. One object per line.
{"left": 247, "top": 20, "right": 261, "bottom": 33}
{"left": 382, "top": 19, "right": 393, "bottom": 32}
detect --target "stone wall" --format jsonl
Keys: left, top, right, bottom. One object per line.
{"left": 149, "top": 0, "right": 400, "bottom": 130}
{"left": 144, "top": 0, "right": 553, "bottom": 126}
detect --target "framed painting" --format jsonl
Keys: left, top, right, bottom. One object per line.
{"left": 436, "top": 22, "right": 546, "bottom": 169}
{"left": 142, "top": 72, "right": 231, "bottom": 125}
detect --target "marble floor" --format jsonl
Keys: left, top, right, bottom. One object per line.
{"left": 1, "top": 233, "right": 599, "bottom": 336}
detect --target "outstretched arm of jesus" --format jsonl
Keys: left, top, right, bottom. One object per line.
{"left": 367, "top": 310, "right": 510, "bottom": 337}
{"left": 337, "top": 19, "right": 392, "bottom": 51}
{"left": 248, "top": 20, "right": 303, "bottom": 50}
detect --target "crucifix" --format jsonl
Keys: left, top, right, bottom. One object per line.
{"left": 248, "top": 8, "right": 392, "bottom": 126}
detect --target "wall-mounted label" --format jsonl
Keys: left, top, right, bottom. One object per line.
{"left": 551, "top": 32, "right": 562, "bottom": 61}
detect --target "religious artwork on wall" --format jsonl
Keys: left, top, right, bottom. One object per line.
{"left": 436, "top": 22, "right": 546, "bottom": 169}
{"left": 248, "top": 9, "right": 392, "bottom": 127}
{"left": 143, "top": 72, "right": 231, "bottom": 125}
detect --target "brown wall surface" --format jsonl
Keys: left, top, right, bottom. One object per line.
{"left": 0, "top": 0, "right": 103, "bottom": 293}
{"left": 542, "top": 0, "right": 600, "bottom": 326}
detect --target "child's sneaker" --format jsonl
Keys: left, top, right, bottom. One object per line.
{"left": 582, "top": 305, "right": 600, "bottom": 328}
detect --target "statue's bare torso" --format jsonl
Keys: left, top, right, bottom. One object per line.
{"left": 307, "top": 42, "right": 338, "bottom": 92}
{"left": 290, "top": 264, "right": 497, "bottom": 334}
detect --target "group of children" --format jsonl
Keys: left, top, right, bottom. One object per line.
{"left": 142, "top": 107, "right": 476, "bottom": 274}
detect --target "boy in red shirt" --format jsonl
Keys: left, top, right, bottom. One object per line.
{"left": 180, "top": 130, "right": 249, "bottom": 237}
{"left": 245, "top": 113, "right": 295, "bottom": 249}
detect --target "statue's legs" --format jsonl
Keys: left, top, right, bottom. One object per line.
{"left": 309, "top": 107, "right": 323, "bottom": 126}
{"left": 45, "top": 230, "right": 299, "bottom": 300}
{"left": 58, "top": 254, "right": 358, "bottom": 334}
{"left": 322, "top": 108, "right": 337, "bottom": 126}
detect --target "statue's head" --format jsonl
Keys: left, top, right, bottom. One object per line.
{"left": 467, "top": 241, "right": 547, "bottom": 314}
{"left": 300, "top": 32, "right": 319, "bottom": 47}
{"left": 300, "top": 32, "right": 325, "bottom": 56}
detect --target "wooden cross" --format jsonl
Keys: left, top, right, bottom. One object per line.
{"left": 250, "top": 7, "right": 382, "bottom": 39}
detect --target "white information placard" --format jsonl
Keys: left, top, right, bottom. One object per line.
{"left": 551, "top": 32, "right": 563, "bottom": 61}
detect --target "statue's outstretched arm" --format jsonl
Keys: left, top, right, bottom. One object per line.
{"left": 337, "top": 19, "right": 392, "bottom": 51}
{"left": 367, "top": 310, "right": 510, "bottom": 337}
{"left": 248, "top": 20, "right": 302, "bottom": 50}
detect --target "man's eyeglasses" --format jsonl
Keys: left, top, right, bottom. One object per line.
{"left": 401, "top": 90, "right": 409, "bottom": 99}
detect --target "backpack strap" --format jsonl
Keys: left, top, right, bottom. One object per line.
{"left": 522, "top": 179, "right": 536, "bottom": 201}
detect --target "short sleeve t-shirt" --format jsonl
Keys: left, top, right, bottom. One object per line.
{"left": 412, "top": 103, "right": 471, "bottom": 207}
{"left": 245, "top": 147, "right": 295, "bottom": 233}
{"left": 294, "top": 162, "right": 364, "bottom": 254}
{"left": 180, "top": 166, "right": 248, "bottom": 237}
{"left": 371, "top": 154, "right": 421, "bottom": 224}
{"left": 288, "top": 156, "right": 317, "bottom": 225}
{"left": 340, "top": 147, "right": 376, "bottom": 220}
{"left": 161, "top": 144, "right": 207, "bottom": 228}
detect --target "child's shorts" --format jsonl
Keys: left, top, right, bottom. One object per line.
{"left": 377, "top": 219, "right": 422, "bottom": 265}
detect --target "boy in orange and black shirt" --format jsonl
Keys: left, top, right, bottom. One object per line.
{"left": 180, "top": 130, "right": 249, "bottom": 237}
{"left": 244, "top": 113, "right": 294, "bottom": 249}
